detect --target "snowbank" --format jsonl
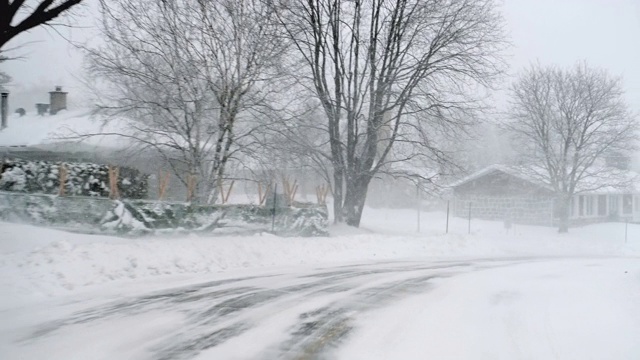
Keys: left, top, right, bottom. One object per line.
{"left": 1, "top": 207, "right": 639, "bottom": 306}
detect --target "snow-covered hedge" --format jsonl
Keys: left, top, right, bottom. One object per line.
{"left": 0, "top": 159, "right": 148, "bottom": 199}
{"left": 0, "top": 192, "right": 328, "bottom": 237}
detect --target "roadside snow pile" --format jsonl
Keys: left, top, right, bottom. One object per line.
{"left": 0, "top": 223, "right": 440, "bottom": 303}
{"left": 1, "top": 207, "right": 639, "bottom": 305}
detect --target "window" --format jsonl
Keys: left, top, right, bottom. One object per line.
{"left": 636, "top": 196, "right": 640, "bottom": 212}
{"left": 570, "top": 197, "right": 575, "bottom": 217}
{"left": 579, "top": 195, "right": 585, "bottom": 216}
{"left": 609, "top": 195, "right": 619, "bottom": 216}
{"left": 597, "top": 195, "right": 607, "bottom": 216}
{"left": 586, "top": 196, "right": 594, "bottom": 216}
{"left": 623, "top": 194, "right": 633, "bottom": 215}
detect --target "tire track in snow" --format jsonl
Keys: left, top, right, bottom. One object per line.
{"left": 20, "top": 260, "right": 521, "bottom": 359}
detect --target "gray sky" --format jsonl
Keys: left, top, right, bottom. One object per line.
{"left": 502, "top": 0, "right": 640, "bottom": 111}
{"left": 1, "top": 0, "right": 639, "bottom": 113}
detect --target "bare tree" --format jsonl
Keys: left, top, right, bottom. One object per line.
{"left": 506, "top": 62, "right": 638, "bottom": 232}
{"left": 275, "top": 0, "right": 506, "bottom": 226}
{"left": 0, "top": 59, "right": 10, "bottom": 91}
{"left": 0, "top": 0, "right": 84, "bottom": 51}
{"left": 84, "top": 0, "right": 283, "bottom": 203}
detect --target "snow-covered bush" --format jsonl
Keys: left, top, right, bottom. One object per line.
{"left": 0, "top": 159, "right": 148, "bottom": 199}
{"left": 0, "top": 192, "right": 329, "bottom": 237}
{"left": 99, "top": 200, "right": 329, "bottom": 236}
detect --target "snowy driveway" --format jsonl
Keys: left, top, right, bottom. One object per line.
{"left": 2, "top": 257, "right": 640, "bottom": 359}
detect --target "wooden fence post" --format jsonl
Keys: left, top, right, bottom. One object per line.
{"left": 315, "top": 183, "right": 329, "bottom": 205}
{"left": 258, "top": 182, "right": 271, "bottom": 206}
{"left": 186, "top": 174, "right": 197, "bottom": 203}
{"left": 218, "top": 180, "right": 235, "bottom": 204}
{"left": 158, "top": 170, "right": 170, "bottom": 200}
{"left": 108, "top": 165, "right": 120, "bottom": 199}
{"left": 58, "top": 164, "right": 67, "bottom": 196}
{"left": 282, "top": 177, "right": 298, "bottom": 206}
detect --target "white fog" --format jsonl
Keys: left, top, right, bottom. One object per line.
{"left": 1, "top": 1, "right": 640, "bottom": 359}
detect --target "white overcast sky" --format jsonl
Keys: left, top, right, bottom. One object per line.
{"left": 1, "top": 0, "right": 639, "bottom": 112}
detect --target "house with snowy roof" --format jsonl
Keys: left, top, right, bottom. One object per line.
{"left": 450, "top": 164, "right": 640, "bottom": 226}
{"left": 0, "top": 87, "right": 134, "bottom": 164}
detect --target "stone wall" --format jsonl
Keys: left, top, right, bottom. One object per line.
{"left": 454, "top": 194, "right": 555, "bottom": 226}
{"left": 0, "top": 192, "right": 328, "bottom": 237}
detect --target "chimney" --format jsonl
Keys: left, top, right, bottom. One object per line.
{"left": 49, "top": 86, "right": 68, "bottom": 115}
{"left": 36, "top": 103, "right": 49, "bottom": 116}
{"left": 1, "top": 91, "right": 8, "bottom": 129}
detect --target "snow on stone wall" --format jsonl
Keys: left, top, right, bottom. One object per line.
{"left": 0, "top": 192, "right": 328, "bottom": 237}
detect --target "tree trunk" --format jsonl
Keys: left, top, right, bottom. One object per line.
{"left": 206, "top": 178, "right": 221, "bottom": 204}
{"left": 190, "top": 181, "right": 201, "bottom": 205}
{"left": 332, "top": 169, "right": 344, "bottom": 224}
{"left": 343, "top": 176, "right": 371, "bottom": 227}
{"left": 557, "top": 196, "right": 571, "bottom": 233}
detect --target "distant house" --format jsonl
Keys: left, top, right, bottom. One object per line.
{"left": 451, "top": 164, "right": 640, "bottom": 226}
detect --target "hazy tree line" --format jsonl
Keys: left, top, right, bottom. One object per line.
{"left": 2, "top": 0, "right": 637, "bottom": 230}
{"left": 83, "top": 0, "right": 509, "bottom": 227}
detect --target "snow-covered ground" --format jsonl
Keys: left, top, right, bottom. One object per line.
{"left": 1, "top": 257, "right": 638, "bottom": 359}
{"left": 339, "top": 258, "right": 640, "bottom": 359}
{"left": 1, "top": 206, "right": 639, "bottom": 307}
{"left": 1, "top": 207, "right": 640, "bottom": 359}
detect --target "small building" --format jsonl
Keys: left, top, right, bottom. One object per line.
{"left": 49, "top": 86, "right": 68, "bottom": 115}
{"left": 451, "top": 164, "right": 640, "bottom": 226}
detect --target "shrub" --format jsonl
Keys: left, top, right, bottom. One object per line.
{"left": 0, "top": 159, "right": 148, "bottom": 199}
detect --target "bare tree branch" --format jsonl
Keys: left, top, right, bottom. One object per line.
{"left": 83, "top": 0, "right": 285, "bottom": 203}
{"left": 0, "top": 0, "right": 84, "bottom": 51}
{"left": 274, "top": 0, "right": 507, "bottom": 226}
{"left": 505, "top": 61, "right": 639, "bottom": 232}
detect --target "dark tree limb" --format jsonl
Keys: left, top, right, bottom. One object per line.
{"left": 0, "top": 0, "right": 84, "bottom": 50}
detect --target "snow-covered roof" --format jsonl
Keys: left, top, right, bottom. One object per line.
{"left": 0, "top": 109, "right": 131, "bottom": 149}
{"left": 449, "top": 164, "right": 552, "bottom": 190}
{"left": 450, "top": 164, "right": 640, "bottom": 194}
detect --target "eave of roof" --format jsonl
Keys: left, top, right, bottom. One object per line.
{"left": 449, "top": 164, "right": 552, "bottom": 191}
{"left": 450, "top": 164, "right": 640, "bottom": 194}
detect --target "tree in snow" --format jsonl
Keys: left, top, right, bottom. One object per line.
{"left": 273, "top": 0, "right": 507, "bottom": 226}
{"left": 0, "top": 0, "right": 84, "bottom": 52}
{"left": 0, "top": 57, "right": 10, "bottom": 91}
{"left": 84, "top": 0, "right": 285, "bottom": 203}
{"left": 506, "top": 62, "right": 638, "bottom": 233}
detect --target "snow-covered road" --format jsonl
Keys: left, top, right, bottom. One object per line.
{"left": 2, "top": 257, "right": 639, "bottom": 359}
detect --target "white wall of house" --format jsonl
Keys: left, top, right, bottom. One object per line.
{"left": 569, "top": 193, "right": 640, "bottom": 222}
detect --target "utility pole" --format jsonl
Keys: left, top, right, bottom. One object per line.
{"left": 446, "top": 200, "right": 450, "bottom": 234}
{"left": 625, "top": 219, "right": 628, "bottom": 243}
{"left": 1, "top": 92, "right": 8, "bottom": 129}
{"left": 417, "top": 181, "right": 421, "bottom": 233}
{"left": 468, "top": 201, "right": 472, "bottom": 235}
{"left": 271, "top": 184, "right": 278, "bottom": 233}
